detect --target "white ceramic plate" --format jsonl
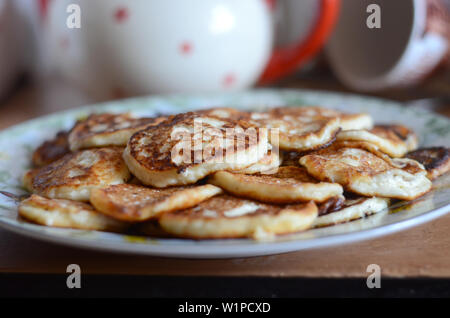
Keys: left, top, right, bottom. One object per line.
{"left": 0, "top": 89, "right": 449, "bottom": 258}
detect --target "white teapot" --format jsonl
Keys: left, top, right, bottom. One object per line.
{"left": 42, "top": 0, "right": 339, "bottom": 97}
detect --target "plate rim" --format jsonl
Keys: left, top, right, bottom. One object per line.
{"left": 0, "top": 201, "right": 448, "bottom": 258}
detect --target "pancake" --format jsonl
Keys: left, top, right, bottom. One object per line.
{"left": 68, "top": 113, "right": 165, "bottom": 151}
{"left": 232, "top": 147, "right": 282, "bottom": 174}
{"left": 90, "top": 184, "right": 222, "bottom": 221}
{"left": 158, "top": 194, "right": 318, "bottom": 240}
{"left": 313, "top": 196, "right": 390, "bottom": 227}
{"left": 32, "top": 130, "right": 71, "bottom": 167}
{"left": 197, "top": 107, "right": 249, "bottom": 120}
{"left": 208, "top": 166, "right": 343, "bottom": 203}
{"left": 202, "top": 106, "right": 373, "bottom": 131}
{"left": 123, "top": 112, "right": 269, "bottom": 187}
{"left": 406, "top": 147, "right": 450, "bottom": 180}
{"left": 376, "top": 124, "right": 418, "bottom": 151}
{"left": 24, "top": 147, "right": 130, "bottom": 201}
{"left": 330, "top": 140, "right": 427, "bottom": 176}
{"left": 339, "top": 112, "right": 373, "bottom": 130}
{"left": 299, "top": 147, "right": 431, "bottom": 200}
{"left": 19, "top": 194, "right": 128, "bottom": 232}
{"left": 281, "top": 106, "right": 373, "bottom": 130}
{"left": 247, "top": 107, "right": 342, "bottom": 151}
{"left": 336, "top": 124, "right": 418, "bottom": 157}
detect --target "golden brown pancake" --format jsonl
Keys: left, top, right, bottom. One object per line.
{"left": 300, "top": 147, "right": 431, "bottom": 200}
{"left": 32, "top": 130, "right": 71, "bottom": 167}
{"left": 203, "top": 106, "right": 373, "bottom": 130}
{"left": 24, "top": 147, "right": 130, "bottom": 201}
{"left": 329, "top": 140, "right": 427, "bottom": 176}
{"left": 68, "top": 113, "right": 165, "bottom": 151}
{"left": 286, "top": 106, "right": 373, "bottom": 130}
{"left": 375, "top": 124, "right": 418, "bottom": 151}
{"left": 208, "top": 166, "right": 343, "bottom": 203}
{"left": 313, "top": 196, "right": 390, "bottom": 227}
{"left": 90, "top": 184, "right": 222, "bottom": 221}
{"left": 158, "top": 194, "right": 318, "bottom": 240}
{"left": 247, "top": 106, "right": 342, "bottom": 151}
{"left": 123, "top": 112, "right": 269, "bottom": 187}
{"left": 19, "top": 194, "right": 128, "bottom": 232}
{"left": 197, "top": 107, "right": 249, "bottom": 120}
{"left": 406, "top": 147, "right": 450, "bottom": 180}
{"left": 336, "top": 124, "right": 418, "bottom": 157}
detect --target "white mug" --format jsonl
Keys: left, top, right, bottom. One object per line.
{"left": 41, "top": 0, "right": 340, "bottom": 97}
{"left": 327, "top": 0, "right": 450, "bottom": 92}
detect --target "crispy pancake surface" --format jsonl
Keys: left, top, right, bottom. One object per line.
{"left": 24, "top": 147, "right": 130, "bottom": 201}
{"left": 337, "top": 124, "right": 418, "bottom": 157}
{"left": 406, "top": 147, "right": 450, "bottom": 180}
{"left": 123, "top": 112, "right": 269, "bottom": 187}
{"left": 32, "top": 130, "right": 71, "bottom": 167}
{"left": 299, "top": 147, "right": 431, "bottom": 200}
{"left": 19, "top": 194, "right": 128, "bottom": 232}
{"left": 90, "top": 184, "right": 222, "bottom": 221}
{"left": 68, "top": 113, "right": 164, "bottom": 151}
{"left": 208, "top": 166, "right": 343, "bottom": 203}
{"left": 158, "top": 195, "right": 317, "bottom": 240}
{"left": 313, "top": 196, "right": 389, "bottom": 227}
{"left": 247, "top": 107, "right": 342, "bottom": 151}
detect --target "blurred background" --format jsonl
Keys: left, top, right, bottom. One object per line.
{"left": 0, "top": 0, "right": 449, "bottom": 129}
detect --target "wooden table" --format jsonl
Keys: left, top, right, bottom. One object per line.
{"left": 1, "top": 77, "right": 450, "bottom": 283}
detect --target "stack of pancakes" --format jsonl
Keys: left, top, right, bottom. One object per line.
{"left": 20, "top": 107, "right": 450, "bottom": 240}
